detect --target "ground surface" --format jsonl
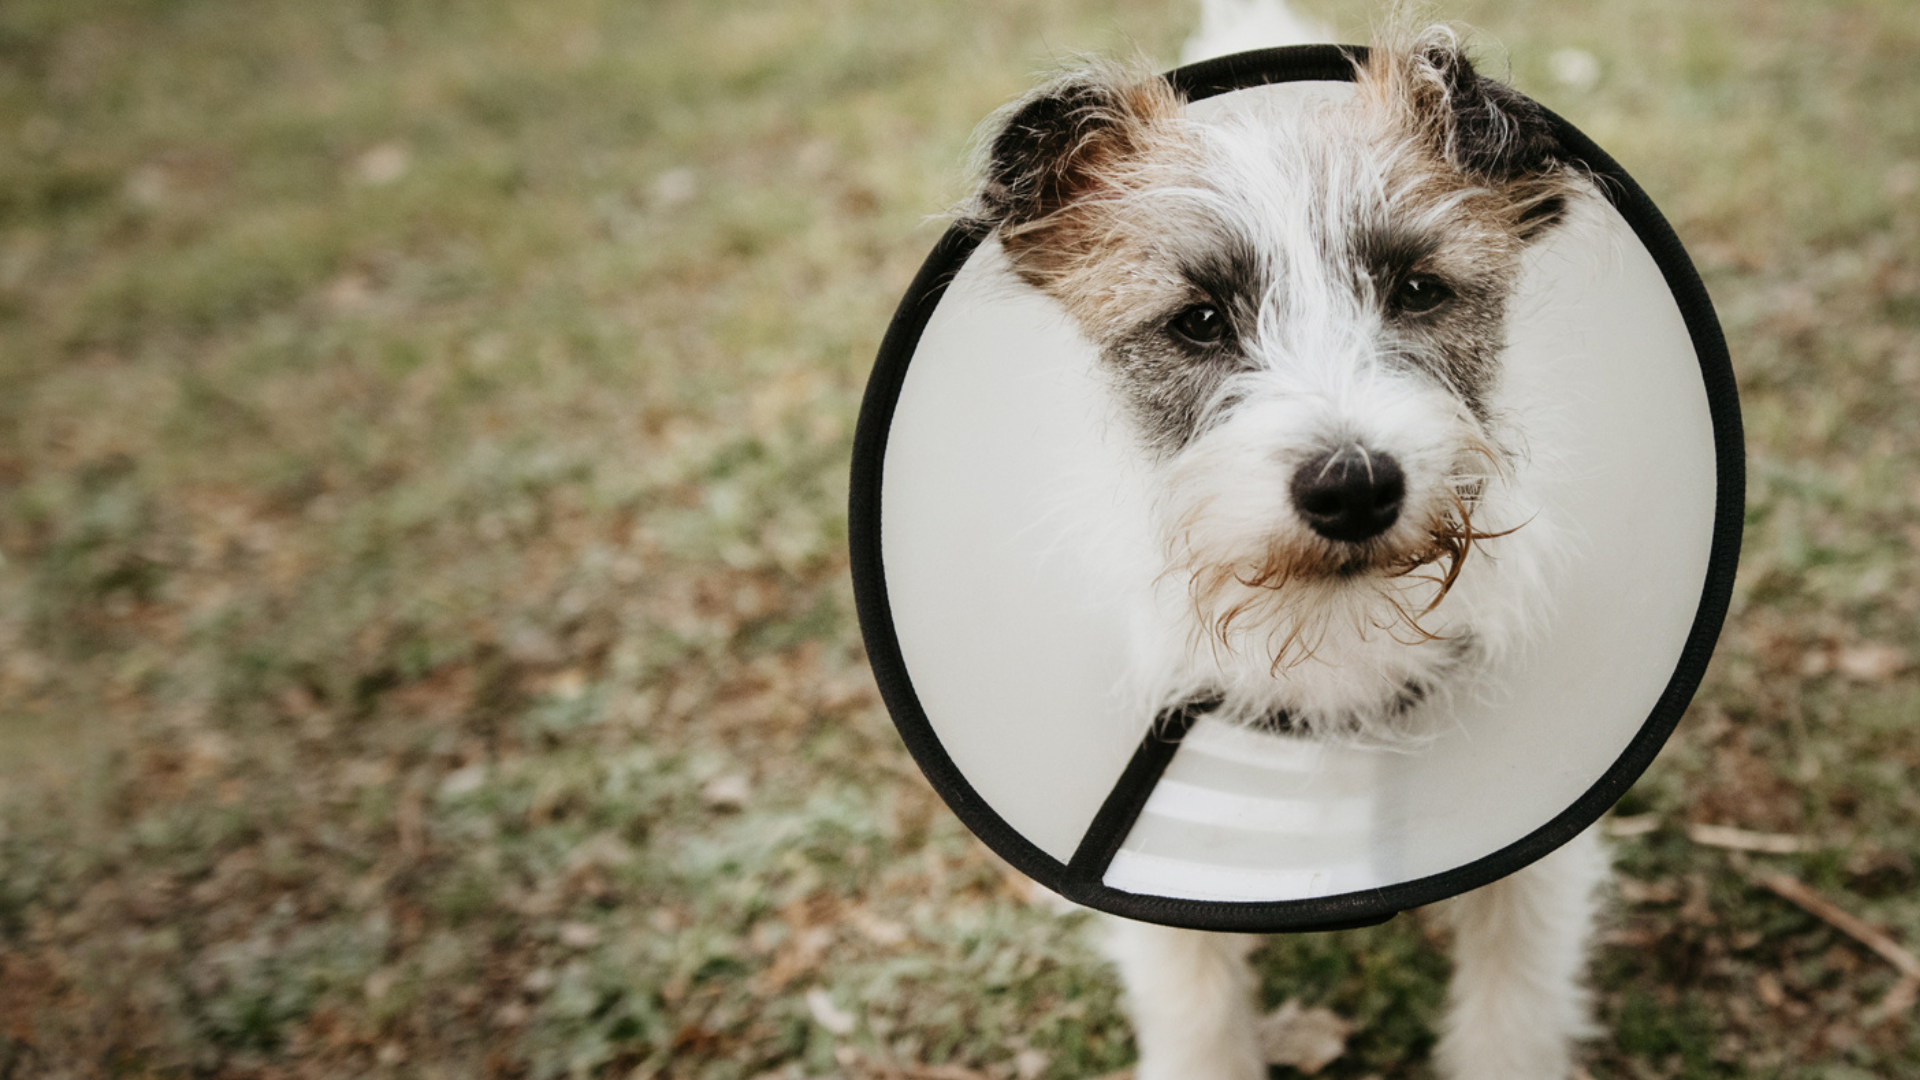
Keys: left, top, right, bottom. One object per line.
{"left": 0, "top": 1, "right": 1917, "bottom": 1077}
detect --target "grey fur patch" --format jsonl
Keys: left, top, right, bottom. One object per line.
{"left": 1351, "top": 218, "right": 1512, "bottom": 420}
{"left": 1100, "top": 233, "right": 1268, "bottom": 455}
{"left": 972, "top": 35, "right": 1585, "bottom": 456}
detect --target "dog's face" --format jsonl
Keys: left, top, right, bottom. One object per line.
{"left": 970, "top": 38, "right": 1577, "bottom": 691}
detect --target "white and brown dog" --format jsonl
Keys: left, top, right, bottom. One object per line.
{"left": 961, "top": 8, "right": 1608, "bottom": 1080}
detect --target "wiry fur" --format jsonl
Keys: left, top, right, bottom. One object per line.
{"left": 1104, "top": 926, "right": 1267, "bottom": 1080}
{"left": 967, "top": 25, "right": 1584, "bottom": 742}
{"left": 1110, "top": 827, "right": 1608, "bottom": 1080}
{"left": 964, "top": 7, "right": 1611, "bottom": 1080}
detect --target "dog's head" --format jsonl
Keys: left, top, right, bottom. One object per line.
{"left": 968, "top": 32, "right": 1579, "bottom": 679}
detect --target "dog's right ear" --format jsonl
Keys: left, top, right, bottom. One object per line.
{"left": 969, "top": 67, "right": 1183, "bottom": 234}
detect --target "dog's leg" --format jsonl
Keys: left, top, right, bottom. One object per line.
{"left": 1434, "top": 824, "right": 1608, "bottom": 1080}
{"left": 1104, "top": 916, "right": 1265, "bottom": 1080}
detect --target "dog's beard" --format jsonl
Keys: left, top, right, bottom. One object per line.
{"left": 1162, "top": 396, "right": 1507, "bottom": 638}
{"left": 1171, "top": 484, "right": 1496, "bottom": 671}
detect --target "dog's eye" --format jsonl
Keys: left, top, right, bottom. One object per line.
{"left": 1169, "top": 304, "right": 1227, "bottom": 345}
{"left": 1392, "top": 274, "right": 1455, "bottom": 315}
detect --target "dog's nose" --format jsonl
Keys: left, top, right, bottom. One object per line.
{"left": 1290, "top": 446, "right": 1405, "bottom": 543}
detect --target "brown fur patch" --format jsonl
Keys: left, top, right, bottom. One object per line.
{"left": 1179, "top": 502, "right": 1502, "bottom": 670}
{"left": 1354, "top": 31, "right": 1579, "bottom": 240}
{"left": 975, "top": 67, "right": 1202, "bottom": 327}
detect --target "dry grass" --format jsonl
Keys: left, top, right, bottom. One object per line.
{"left": 0, "top": 0, "right": 1916, "bottom": 1077}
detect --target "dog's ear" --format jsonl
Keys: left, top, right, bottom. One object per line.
{"left": 1412, "top": 40, "right": 1564, "bottom": 183}
{"left": 971, "top": 67, "right": 1183, "bottom": 233}
{"left": 1369, "top": 31, "right": 1576, "bottom": 239}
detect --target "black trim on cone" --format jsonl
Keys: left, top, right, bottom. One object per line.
{"left": 848, "top": 44, "right": 1743, "bottom": 933}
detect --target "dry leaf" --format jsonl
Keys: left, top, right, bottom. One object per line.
{"left": 1258, "top": 1000, "right": 1351, "bottom": 1074}
{"left": 652, "top": 166, "right": 697, "bottom": 206}
{"left": 805, "top": 987, "right": 856, "bottom": 1036}
{"left": 439, "top": 762, "right": 487, "bottom": 798}
{"left": 701, "top": 773, "right": 752, "bottom": 811}
{"left": 565, "top": 831, "right": 637, "bottom": 871}
{"left": 355, "top": 143, "right": 410, "bottom": 185}
{"left": 1835, "top": 643, "right": 1907, "bottom": 682}
{"left": 558, "top": 922, "right": 602, "bottom": 948}
{"left": 848, "top": 905, "right": 909, "bottom": 947}
{"left": 1617, "top": 877, "right": 1681, "bottom": 904}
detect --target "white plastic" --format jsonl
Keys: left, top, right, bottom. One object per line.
{"left": 879, "top": 81, "right": 1717, "bottom": 902}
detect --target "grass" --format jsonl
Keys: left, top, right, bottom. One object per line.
{"left": 0, "top": 0, "right": 1917, "bottom": 1077}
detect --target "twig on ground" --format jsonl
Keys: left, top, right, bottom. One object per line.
{"left": 1755, "top": 872, "right": 1920, "bottom": 978}
{"left": 1872, "top": 975, "right": 1920, "bottom": 1025}
{"left": 1685, "top": 822, "right": 1805, "bottom": 854}
{"left": 1605, "top": 813, "right": 1662, "bottom": 838}
{"left": 1754, "top": 869, "right": 1920, "bottom": 1022}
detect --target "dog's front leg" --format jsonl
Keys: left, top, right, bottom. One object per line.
{"left": 1434, "top": 824, "right": 1609, "bottom": 1080}
{"left": 1104, "top": 916, "right": 1265, "bottom": 1080}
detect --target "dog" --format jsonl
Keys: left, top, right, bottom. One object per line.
{"left": 957, "top": 8, "right": 1609, "bottom": 1080}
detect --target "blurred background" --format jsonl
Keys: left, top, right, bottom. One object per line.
{"left": 0, "top": 0, "right": 1916, "bottom": 1077}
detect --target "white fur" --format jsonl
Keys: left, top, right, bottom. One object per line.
{"left": 1107, "top": 825, "right": 1608, "bottom": 1080}
{"left": 1080, "top": 79, "right": 1564, "bottom": 742}
{"left": 1434, "top": 825, "right": 1609, "bottom": 1079}
{"left": 1105, "top": 925, "right": 1267, "bottom": 1080}
{"left": 1085, "top": 5, "right": 1611, "bottom": 1080}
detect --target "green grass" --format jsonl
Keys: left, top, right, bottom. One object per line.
{"left": 0, "top": 0, "right": 1917, "bottom": 1076}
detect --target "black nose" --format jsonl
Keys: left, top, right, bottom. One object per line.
{"left": 1290, "top": 446, "right": 1405, "bottom": 544}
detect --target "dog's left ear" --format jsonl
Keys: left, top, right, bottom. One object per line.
{"left": 1370, "top": 32, "right": 1576, "bottom": 239}
{"left": 1415, "top": 41, "right": 1563, "bottom": 183}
